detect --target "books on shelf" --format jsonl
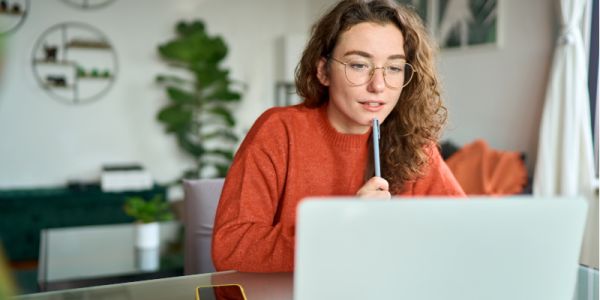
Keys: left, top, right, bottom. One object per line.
{"left": 101, "top": 163, "right": 153, "bottom": 192}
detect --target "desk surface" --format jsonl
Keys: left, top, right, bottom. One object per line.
{"left": 19, "top": 271, "right": 293, "bottom": 300}
{"left": 15, "top": 266, "right": 599, "bottom": 300}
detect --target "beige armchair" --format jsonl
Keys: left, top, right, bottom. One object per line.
{"left": 183, "top": 178, "right": 225, "bottom": 275}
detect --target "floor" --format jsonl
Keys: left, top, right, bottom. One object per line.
{"left": 10, "top": 261, "right": 39, "bottom": 295}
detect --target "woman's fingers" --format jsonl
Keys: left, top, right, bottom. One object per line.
{"left": 356, "top": 176, "right": 391, "bottom": 200}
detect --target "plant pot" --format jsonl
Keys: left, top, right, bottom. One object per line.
{"left": 134, "top": 222, "right": 159, "bottom": 271}
{"left": 135, "top": 247, "right": 159, "bottom": 272}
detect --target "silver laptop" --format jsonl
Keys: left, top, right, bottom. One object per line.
{"left": 294, "top": 196, "right": 588, "bottom": 300}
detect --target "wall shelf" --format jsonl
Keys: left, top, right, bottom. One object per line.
{"left": 31, "top": 22, "right": 118, "bottom": 105}
{"left": 0, "top": 0, "right": 28, "bottom": 35}
{"left": 0, "top": 10, "right": 24, "bottom": 16}
{"left": 43, "top": 83, "right": 75, "bottom": 90}
{"left": 77, "top": 76, "right": 113, "bottom": 80}
{"left": 32, "top": 59, "right": 76, "bottom": 66}
{"left": 66, "top": 39, "right": 111, "bottom": 50}
{"left": 61, "top": 0, "right": 116, "bottom": 10}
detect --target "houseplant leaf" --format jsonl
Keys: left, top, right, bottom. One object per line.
{"left": 176, "top": 21, "right": 206, "bottom": 37}
{"left": 208, "top": 106, "right": 236, "bottom": 126}
{"left": 156, "top": 74, "right": 193, "bottom": 86}
{"left": 166, "top": 86, "right": 196, "bottom": 104}
{"left": 202, "top": 128, "right": 239, "bottom": 142}
{"left": 204, "top": 148, "right": 235, "bottom": 161}
{"left": 204, "top": 83, "right": 241, "bottom": 102}
{"left": 157, "top": 105, "right": 193, "bottom": 133}
{"left": 157, "top": 20, "right": 243, "bottom": 182}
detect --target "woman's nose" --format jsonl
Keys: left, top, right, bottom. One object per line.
{"left": 368, "top": 68, "right": 386, "bottom": 93}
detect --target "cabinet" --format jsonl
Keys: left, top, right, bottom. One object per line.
{"left": 0, "top": 185, "right": 166, "bottom": 261}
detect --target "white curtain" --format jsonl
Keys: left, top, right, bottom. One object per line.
{"left": 533, "top": 0, "right": 597, "bottom": 267}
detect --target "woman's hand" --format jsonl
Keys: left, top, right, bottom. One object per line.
{"left": 356, "top": 176, "right": 391, "bottom": 200}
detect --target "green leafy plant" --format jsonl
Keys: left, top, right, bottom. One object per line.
{"left": 124, "top": 195, "right": 174, "bottom": 224}
{"left": 156, "top": 20, "right": 242, "bottom": 180}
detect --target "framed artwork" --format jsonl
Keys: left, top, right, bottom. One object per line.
{"left": 395, "top": 0, "right": 429, "bottom": 25}
{"left": 396, "top": 0, "right": 499, "bottom": 49}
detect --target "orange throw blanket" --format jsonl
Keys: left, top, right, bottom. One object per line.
{"left": 445, "top": 139, "right": 527, "bottom": 195}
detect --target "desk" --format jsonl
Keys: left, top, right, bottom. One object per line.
{"left": 14, "top": 266, "right": 599, "bottom": 300}
{"left": 19, "top": 271, "right": 294, "bottom": 300}
{"left": 38, "top": 222, "right": 183, "bottom": 291}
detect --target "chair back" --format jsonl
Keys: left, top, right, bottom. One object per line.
{"left": 183, "top": 178, "right": 225, "bottom": 274}
{"left": 574, "top": 265, "right": 599, "bottom": 300}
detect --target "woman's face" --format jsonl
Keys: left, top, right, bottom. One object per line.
{"left": 317, "top": 22, "right": 406, "bottom": 134}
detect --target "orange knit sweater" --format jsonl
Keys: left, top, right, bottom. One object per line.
{"left": 212, "top": 104, "right": 465, "bottom": 272}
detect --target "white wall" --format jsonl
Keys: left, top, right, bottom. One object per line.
{"left": 0, "top": 0, "right": 311, "bottom": 188}
{"left": 0, "top": 0, "right": 555, "bottom": 187}
{"left": 308, "top": 0, "right": 554, "bottom": 172}
{"left": 1, "top": 0, "right": 595, "bottom": 269}
{"left": 439, "top": 0, "right": 555, "bottom": 172}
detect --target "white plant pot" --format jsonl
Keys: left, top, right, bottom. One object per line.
{"left": 134, "top": 222, "right": 160, "bottom": 271}
{"left": 136, "top": 247, "right": 159, "bottom": 272}
{"left": 135, "top": 222, "right": 159, "bottom": 249}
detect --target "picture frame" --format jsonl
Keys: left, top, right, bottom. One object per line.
{"left": 396, "top": 0, "right": 499, "bottom": 50}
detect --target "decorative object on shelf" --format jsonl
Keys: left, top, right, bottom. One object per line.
{"left": 395, "top": 0, "right": 498, "bottom": 49}
{"left": 46, "top": 74, "right": 67, "bottom": 87}
{"left": 31, "top": 22, "right": 118, "bottom": 105}
{"left": 61, "top": 0, "right": 116, "bottom": 10}
{"left": 123, "top": 195, "right": 174, "bottom": 272}
{"left": 43, "top": 44, "right": 58, "bottom": 61}
{"left": 101, "top": 163, "right": 153, "bottom": 192}
{"left": 156, "top": 20, "right": 243, "bottom": 180}
{"left": 0, "top": 0, "right": 28, "bottom": 35}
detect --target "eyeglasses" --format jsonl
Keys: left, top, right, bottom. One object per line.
{"left": 329, "top": 56, "right": 415, "bottom": 89}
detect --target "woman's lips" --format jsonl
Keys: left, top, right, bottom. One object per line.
{"left": 359, "top": 100, "right": 385, "bottom": 112}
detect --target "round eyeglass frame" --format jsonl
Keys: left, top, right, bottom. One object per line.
{"left": 329, "top": 56, "right": 416, "bottom": 89}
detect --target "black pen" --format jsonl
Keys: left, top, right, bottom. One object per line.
{"left": 372, "top": 118, "right": 381, "bottom": 177}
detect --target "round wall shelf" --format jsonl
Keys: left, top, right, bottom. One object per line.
{"left": 61, "top": 0, "right": 116, "bottom": 10}
{"left": 0, "top": 0, "right": 29, "bottom": 35}
{"left": 31, "top": 22, "right": 118, "bottom": 105}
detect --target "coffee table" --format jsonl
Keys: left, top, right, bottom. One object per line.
{"left": 37, "top": 221, "right": 183, "bottom": 291}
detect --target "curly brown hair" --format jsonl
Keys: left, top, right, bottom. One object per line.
{"left": 295, "top": 0, "right": 447, "bottom": 193}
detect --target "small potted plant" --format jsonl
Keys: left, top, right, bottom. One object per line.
{"left": 124, "top": 195, "right": 174, "bottom": 271}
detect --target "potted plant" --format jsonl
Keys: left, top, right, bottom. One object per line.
{"left": 124, "top": 195, "right": 174, "bottom": 271}
{"left": 156, "top": 20, "right": 243, "bottom": 181}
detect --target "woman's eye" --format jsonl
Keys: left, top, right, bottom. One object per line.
{"left": 349, "top": 63, "right": 369, "bottom": 70}
{"left": 386, "top": 65, "right": 404, "bottom": 73}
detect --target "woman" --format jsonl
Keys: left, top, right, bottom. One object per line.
{"left": 212, "top": 0, "right": 465, "bottom": 273}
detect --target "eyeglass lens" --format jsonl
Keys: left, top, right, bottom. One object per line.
{"left": 335, "top": 58, "right": 415, "bottom": 88}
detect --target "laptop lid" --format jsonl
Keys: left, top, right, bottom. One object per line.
{"left": 294, "top": 197, "right": 588, "bottom": 300}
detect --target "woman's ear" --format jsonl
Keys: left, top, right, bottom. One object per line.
{"left": 316, "top": 58, "right": 330, "bottom": 86}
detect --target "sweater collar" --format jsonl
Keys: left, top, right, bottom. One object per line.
{"left": 316, "top": 103, "right": 371, "bottom": 149}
